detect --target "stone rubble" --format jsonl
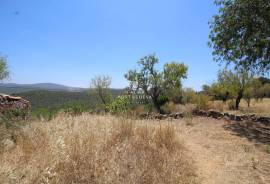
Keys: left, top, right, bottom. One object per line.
{"left": 0, "top": 93, "right": 31, "bottom": 115}
{"left": 139, "top": 109, "right": 270, "bottom": 125}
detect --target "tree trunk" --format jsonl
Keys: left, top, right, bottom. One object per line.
{"left": 153, "top": 99, "right": 162, "bottom": 114}
{"left": 222, "top": 98, "right": 227, "bottom": 103}
{"left": 100, "top": 95, "right": 106, "bottom": 105}
{"left": 150, "top": 87, "right": 163, "bottom": 114}
{"left": 235, "top": 92, "right": 243, "bottom": 110}
{"left": 222, "top": 91, "right": 229, "bottom": 103}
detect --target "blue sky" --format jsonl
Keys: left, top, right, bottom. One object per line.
{"left": 0, "top": 0, "right": 221, "bottom": 90}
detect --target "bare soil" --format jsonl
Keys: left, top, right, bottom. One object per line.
{"left": 176, "top": 117, "right": 270, "bottom": 184}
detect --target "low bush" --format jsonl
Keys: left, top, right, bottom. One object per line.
{"left": 195, "top": 94, "right": 211, "bottom": 111}
{"left": 161, "top": 101, "right": 177, "bottom": 114}
{"left": 31, "top": 108, "right": 57, "bottom": 121}
{"left": 0, "top": 109, "right": 29, "bottom": 128}
{"left": 63, "top": 102, "right": 89, "bottom": 116}
{"left": 181, "top": 88, "right": 197, "bottom": 104}
{"left": 107, "top": 96, "right": 133, "bottom": 114}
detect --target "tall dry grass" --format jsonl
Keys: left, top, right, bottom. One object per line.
{"left": 0, "top": 114, "right": 197, "bottom": 184}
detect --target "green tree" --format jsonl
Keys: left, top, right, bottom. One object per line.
{"left": 163, "top": 62, "right": 188, "bottom": 103}
{"left": 201, "top": 84, "right": 211, "bottom": 96}
{"left": 125, "top": 54, "right": 188, "bottom": 113}
{"left": 210, "top": 82, "right": 230, "bottom": 103}
{"left": 259, "top": 83, "right": 270, "bottom": 98}
{"left": 243, "top": 87, "right": 252, "bottom": 107}
{"left": 217, "top": 69, "right": 253, "bottom": 110}
{"left": 90, "top": 75, "right": 112, "bottom": 106}
{"left": 250, "top": 78, "right": 264, "bottom": 101}
{"left": 209, "top": 0, "right": 270, "bottom": 73}
{"left": 0, "top": 55, "right": 9, "bottom": 81}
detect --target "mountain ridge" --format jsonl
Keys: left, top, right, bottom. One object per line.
{"left": 0, "top": 83, "right": 87, "bottom": 94}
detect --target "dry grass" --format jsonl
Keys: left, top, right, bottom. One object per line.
{"left": 238, "top": 98, "right": 270, "bottom": 116}
{"left": 2, "top": 113, "right": 270, "bottom": 184}
{"left": 208, "top": 98, "right": 270, "bottom": 116}
{"left": 208, "top": 101, "right": 224, "bottom": 112}
{"left": 0, "top": 114, "right": 197, "bottom": 184}
{"left": 173, "top": 104, "right": 195, "bottom": 114}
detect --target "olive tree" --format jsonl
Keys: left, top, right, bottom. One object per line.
{"left": 210, "top": 82, "right": 230, "bottom": 103}
{"left": 163, "top": 62, "right": 188, "bottom": 103}
{"left": 217, "top": 69, "right": 253, "bottom": 110}
{"left": 0, "top": 55, "right": 9, "bottom": 81}
{"left": 90, "top": 75, "right": 112, "bottom": 106}
{"left": 125, "top": 54, "right": 188, "bottom": 113}
{"left": 250, "top": 78, "right": 264, "bottom": 101}
{"left": 243, "top": 87, "right": 252, "bottom": 107}
{"left": 209, "top": 0, "right": 270, "bottom": 73}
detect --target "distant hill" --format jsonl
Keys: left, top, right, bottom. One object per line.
{"left": 14, "top": 89, "right": 123, "bottom": 110}
{"left": 15, "top": 90, "right": 95, "bottom": 110}
{"left": 0, "top": 83, "right": 123, "bottom": 111}
{"left": 0, "top": 83, "right": 87, "bottom": 94}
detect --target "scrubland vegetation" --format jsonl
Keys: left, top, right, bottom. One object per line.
{"left": 1, "top": 0, "right": 270, "bottom": 183}
{"left": 1, "top": 55, "right": 269, "bottom": 183}
{"left": 1, "top": 35, "right": 270, "bottom": 184}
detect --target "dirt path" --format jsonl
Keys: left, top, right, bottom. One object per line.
{"left": 176, "top": 117, "right": 270, "bottom": 184}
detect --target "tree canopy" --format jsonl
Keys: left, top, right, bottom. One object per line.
{"left": 214, "top": 69, "right": 253, "bottom": 109}
{"left": 90, "top": 75, "right": 112, "bottom": 106}
{"left": 209, "top": 0, "right": 270, "bottom": 73}
{"left": 125, "top": 54, "right": 188, "bottom": 113}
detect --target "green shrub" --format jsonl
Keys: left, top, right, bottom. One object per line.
{"left": 107, "top": 96, "right": 133, "bottom": 114}
{"left": 0, "top": 109, "right": 29, "bottom": 128}
{"left": 181, "top": 88, "right": 197, "bottom": 104}
{"left": 63, "top": 102, "right": 89, "bottom": 116}
{"left": 157, "top": 95, "right": 169, "bottom": 108}
{"left": 32, "top": 108, "right": 57, "bottom": 121}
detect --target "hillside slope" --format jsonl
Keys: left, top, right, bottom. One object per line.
{"left": 0, "top": 83, "right": 86, "bottom": 94}
{"left": 14, "top": 89, "right": 122, "bottom": 110}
